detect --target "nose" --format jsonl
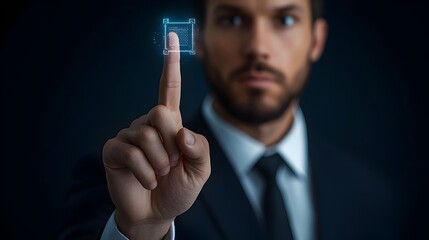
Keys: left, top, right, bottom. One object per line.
{"left": 243, "top": 19, "right": 270, "bottom": 61}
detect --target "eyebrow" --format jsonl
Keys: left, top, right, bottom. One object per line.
{"left": 214, "top": 4, "right": 248, "bottom": 15}
{"left": 274, "top": 4, "right": 303, "bottom": 14}
{"left": 214, "top": 3, "right": 303, "bottom": 15}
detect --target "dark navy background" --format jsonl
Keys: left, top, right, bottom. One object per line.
{"left": 1, "top": 0, "right": 428, "bottom": 239}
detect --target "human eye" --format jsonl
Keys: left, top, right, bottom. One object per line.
{"left": 218, "top": 15, "right": 243, "bottom": 27}
{"left": 276, "top": 15, "right": 297, "bottom": 28}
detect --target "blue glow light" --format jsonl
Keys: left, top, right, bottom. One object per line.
{"left": 163, "top": 18, "right": 196, "bottom": 55}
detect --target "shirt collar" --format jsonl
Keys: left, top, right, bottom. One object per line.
{"left": 202, "top": 95, "right": 308, "bottom": 178}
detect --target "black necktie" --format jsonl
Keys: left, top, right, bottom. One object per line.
{"left": 254, "top": 153, "right": 294, "bottom": 240}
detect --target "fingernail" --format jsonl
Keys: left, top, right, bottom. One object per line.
{"left": 159, "top": 167, "right": 170, "bottom": 177}
{"left": 184, "top": 128, "right": 195, "bottom": 146}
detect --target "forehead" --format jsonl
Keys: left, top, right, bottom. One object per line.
{"left": 206, "top": 0, "right": 311, "bottom": 14}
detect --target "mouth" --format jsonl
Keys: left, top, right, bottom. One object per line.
{"left": 237, "top": 71, "right": 277, "bottom": 89}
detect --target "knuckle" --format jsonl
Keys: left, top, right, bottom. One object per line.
{"left": 103, "top": 138, "right": 121, "bottom": 153}
{"left": 130, "top": 119, "right": 139, "bottom": 127}
{"left": 102, "top": 138, "right": 117, "bottom": 159}
{"left": 149, "top": 105, "right": 170, "bottom": 122}
{"left": 117, "top": 128, "right": 129, "bottom": 138}
{"left": 103, "top": 138, "right": 116, "bottom": 149}
{"left": 166, "top": 79, "right": 181, "bottom": 88}
{"left": 138, "top": 126, "right": 159, "bottom": 142}
{"left": 123, "top": 147, "right": 141, "bottom": 164}
{"left": 130, "top": 115, "right": 147, "bottom": 127}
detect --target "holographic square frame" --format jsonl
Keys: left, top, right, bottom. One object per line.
{"left": 163, "top": 18, "right": 196, "bottom": 55}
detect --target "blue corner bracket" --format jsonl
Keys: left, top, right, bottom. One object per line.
{"left": 163, "top": 18, "right": 196, "bottom": 55}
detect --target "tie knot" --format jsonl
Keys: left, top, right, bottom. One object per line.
{"left": 254, "top": 153, "right": 284, "bottom": 180}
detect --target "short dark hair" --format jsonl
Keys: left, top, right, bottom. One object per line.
{"left": 193, "top": 0, "right": 324, "bottom": 28}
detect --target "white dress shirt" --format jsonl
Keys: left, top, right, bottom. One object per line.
{"left": 101, "top": 95, "right": 314, "bottom": 240}
{"left": 203, "top": 96, "right": 315, "bottom": 240}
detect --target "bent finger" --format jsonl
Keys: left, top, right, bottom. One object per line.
{"left": 127, "top": 125, "right": 172, "bottom": 176}
{"left": 105, "top": 139, "right": 158, "bottom": 190}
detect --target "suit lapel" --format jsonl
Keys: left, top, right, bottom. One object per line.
{"left": 308, "top": 131, "right": 375, "bottom": 240}
{"left": 189, "top": 112, "right": 266, "bottom": 240}
{"left": 308, "top": 132, "right": 347, "bottom": 240}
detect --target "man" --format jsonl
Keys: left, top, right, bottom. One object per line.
{"left": 61, "top": 0, "right": 401, "bottom": 239}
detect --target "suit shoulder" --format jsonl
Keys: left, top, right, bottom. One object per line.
{"left": 59, "top": 154, "right": 113, "bottom": 239}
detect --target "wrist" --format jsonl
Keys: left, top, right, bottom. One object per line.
{"left": 115, "top": 212, "right": 174, "bottom": 240}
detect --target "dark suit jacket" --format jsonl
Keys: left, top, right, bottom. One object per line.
{"left": 60, "top": 111, "right": 403, "bottom": 240}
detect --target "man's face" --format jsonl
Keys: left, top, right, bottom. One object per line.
{"left": 199, "top": 0, "right": 326, "bottom": 124}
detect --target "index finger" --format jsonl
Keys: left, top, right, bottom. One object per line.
{"left": 159, "top": 32, "right": 181, "bottom": 111}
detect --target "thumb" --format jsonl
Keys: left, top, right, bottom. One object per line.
{"left": 176, "top": 128, "right": 210, "bottom": 166}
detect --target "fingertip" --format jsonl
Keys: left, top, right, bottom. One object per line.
{"left": 147, "top": 181, "right": 158, "bottom": 190}
{"left": 166, "top": 32, "right": 180, "bottom": 63}
{"left": 158, "top": 167, "right": 170, "bottom": 177}
{"left": 168, "top": 32, "right": 179, "bottom": 47}
{"left": 183, "top": 128, "right": 196, "bottom": 146}
{"left": 176, "top": 128, "right": 190, "bottom": 147}
{"left": 176, "top": 128, "right": 209, "bottom": 162}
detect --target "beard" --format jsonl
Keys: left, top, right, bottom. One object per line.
{"left": 203, "top": 56, "right": 311, "bottom": 125}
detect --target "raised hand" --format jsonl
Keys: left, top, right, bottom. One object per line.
{"left": 102, "top": 32, "right": 211, "bottom": 239}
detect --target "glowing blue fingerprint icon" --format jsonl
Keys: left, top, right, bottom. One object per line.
{"left": 163, "top": 18, "right": 196, "bottom": 55}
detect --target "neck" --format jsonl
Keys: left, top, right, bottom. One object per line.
{"left": 212, "top": 99, "right": 298, "bottom": 147}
